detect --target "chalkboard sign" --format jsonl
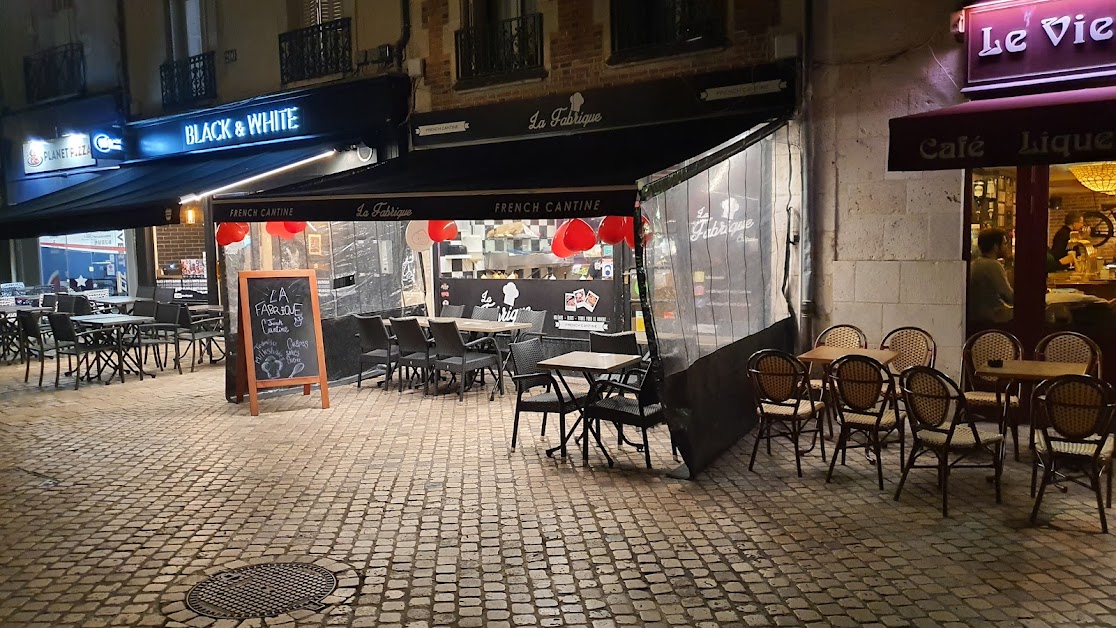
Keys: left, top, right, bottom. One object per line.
{"left": 236, "top": 269, "right": 329, "bottom": 416}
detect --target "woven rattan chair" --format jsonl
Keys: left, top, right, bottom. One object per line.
{"left": 430, "top": 320, "right": 503, "bottom": 401}
{"left": 1030, "top": 375, "right": 1115, "bottom": 533}
{"left": 747, "top": 349, "right": 826, "bottom": 477}
{"left": 508, "top": 338, "right": 588, "bottom": 450}
{"left": 355, "top": 315, "right": 399, "bottom": 388}
{"left": 810, "top": 324, "right": 868, "bottom": 433}
{"left": 1035, "top": 332, "right": 1101, "bottom": 377}
{"left": 439, "top": 304, "right": 465, "bottom": 318}
{"left": 895, "top": 367, "right": 1004, "bottom": 517}
{"left": 961, "top": 330, "right": 1024, "bottom": 460}
{"left": 881, "top": 327, "right": 936, "bottom": 374}
{"left": 825, "top": 354, "right": 905, "bottom": 490}
{"left": 390, "top": 317, "right": 435, "bottom": 395}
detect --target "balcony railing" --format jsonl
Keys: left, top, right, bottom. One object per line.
{"left": 455, "top": 13, "right": 545, "bottom": 89}
{"left": 160, "top": 51, "right": 217, "bottom": 111}
{"left": 279, "top": 17, "right": 352, "bottom": 85}
{"left": 609, "top": 0, "right": 726, "bottom": 63}
{"left": 23, "top": 42, "right": 86, "bottom": 103}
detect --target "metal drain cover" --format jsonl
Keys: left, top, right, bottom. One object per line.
{"left": 185, "top": 562, "right": 338, "bottom": 619}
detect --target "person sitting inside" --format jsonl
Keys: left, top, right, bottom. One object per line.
{"left": 969, "top": 228, "right": 1014, "bottom": 325}
{"left": 1046, "top": 247, "right": 1077, "bottom": 273}
{"left": 1051, "top": 211, "right": 1085, "bottom": 264}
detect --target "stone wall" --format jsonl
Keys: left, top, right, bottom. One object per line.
{"left": 410, "top": 0, "right": 796, "bottom": 113}
{"left": 810, "top": 0, "right": 968, "bottom": 375}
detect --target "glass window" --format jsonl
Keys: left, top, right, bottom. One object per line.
{"left": 967, "top": 168, "right": 1016, "bottom": 328}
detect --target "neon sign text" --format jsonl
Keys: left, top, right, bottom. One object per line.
{"left": 184, "top": 106, "right": 301, "bottom": 147}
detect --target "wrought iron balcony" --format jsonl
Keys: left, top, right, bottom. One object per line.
{"left": 23, "top": 42, "right": 86, "bottom": 104}
{"left": 455, "top": 13, "right": 545, "bottom": 89}
{"left": 279, "top": 17, "right": 353, "bottom": 85}
{"left": 609, "top": 0, "right": 726, "bottom": 63}
{"left": 160, "top": 51, "right": 217, "bottom": 111}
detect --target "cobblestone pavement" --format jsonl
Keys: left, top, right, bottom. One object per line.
{"left": 1, "top": 360, "right": 1115, "bottom": 628}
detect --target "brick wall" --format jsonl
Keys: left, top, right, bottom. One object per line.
{"left": 154, "top": 223, "right": 207, "bottom": 271}
{"left": 1049, "top": 192, "right": 1116, "bottom": 261}
{"left": 413, "top": 0, "right": 785, "bottom": 112}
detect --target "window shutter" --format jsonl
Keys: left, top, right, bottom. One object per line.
{"left": 304, "top": 0, "right": 343, "bottom": 25}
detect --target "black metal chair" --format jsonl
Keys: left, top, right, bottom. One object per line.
{"left": 56, "top": 294, "right": 75, "bottom": 313}
{"left": 133, "top": 303, "right": 182, "bottom": 373}
{"left": 355, "top": 314, "right": 398, "bottom": 388}
{"left": 895, "top": 367, "right": 1004, "bottom": 517}
{"left": 509, "top": 338, "right": 588, "bottom": 448}
{"left": 16, "top": 310, "right": 55, "bottom": 387}
{"left": 1030, "top": 375, "right": 1115, "bottom": 533}
{"left": 154, "top": 287, "right": 175, "bottom": 303}
{"left": 590, "top": 331, "right": 642, "bottom": 384}
{"left": 136, "top": 286, "right": 156, "bottom": 300}
{"left": 46, "top": 312, "right": 118, "bottom": 389}
{"left": 176, "top": 306, "right": 223, "bottom": 372}
{"left": 72, "top": 295, "right": 94, "bottom": 316}
{"left": 825, "top": 354, "right": 905, "bottom": 490}
{"left": 430, "top": 320, "right": 503, "bottom": 402}
{"left": 582, "top": 369, "right": 668, "bottom": 469}
{"left": 40, "top": 293, "right": 58, "bottom": 310}
{"left": 390, "top": 318, "right": 435, "bottom": 395}
{"left": 471, "top": 306, "right": 499, "bottom": 321}
{"left": 439, "top": 304, "right": 465, "bottom": 318}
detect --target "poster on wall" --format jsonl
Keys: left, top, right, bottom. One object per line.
{"left": 440, "top": 278, "right": 617, "bottom": 338}
{"left": 39, "top": 231, "right": 128, "bottom": 293}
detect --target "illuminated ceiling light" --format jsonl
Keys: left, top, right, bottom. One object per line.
{"left": 179, "top": 150, "right": 336, "bottom": 203}
{"left": 1069, "top": 162, "right": 1116, "bottom": 196}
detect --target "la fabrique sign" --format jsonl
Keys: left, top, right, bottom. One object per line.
{"left": 965, "top": 0, "right": 1116, "bottom": 92}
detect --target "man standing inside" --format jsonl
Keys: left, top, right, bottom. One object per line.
{"left": 1051, "top": 211, "right": 1085, "bottom": 267}
{"left": 969, "top": 228, "right": 1014, "bottom": 326}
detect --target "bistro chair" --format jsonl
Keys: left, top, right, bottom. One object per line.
{"left": 1030, "top": 375, "right": 1115, "bottom": 533}
{"left": 16, "top": 311, "right": 55, "bottom": 387}
{"left": 471, "top": 306, "right": 500, "bottom": 321}
{"left": 810, "top": 324, "right": 868, "bottom": 433}
{"left": 961, "top": 330, "right": 1024, "bottom": 460}
{"left": 176, "top": 306, "right": 224, "bottom": 372}
{"left": 154, "top": 287, "right": 176, "bottom": 304}
{"left": 46, "top": 313, "right": 118, "bottom": 389}
{"left": 132, "top": 303, "right": 182, "bottom": 374}
{"left": 390, "top": 317, "right": 435, "bottom": 395}
{"left": 40, "top": 294, "right": 58, "bottom": 310}
{"left": 895, "top": 367, "right": 1004, "bottom": 517}
{"left": 136, "top": 285, "right": 156, "bottom": 300}
{"left": 72, "top": 296, "right": 94, "bottom": 316}
{"left": 590, "top": 331, "right": 643, "bottom": 384}
{"left": 1035, "top": 331, "right": 1101, "bottom": 377}
{"left": 825, "top": 354, "right": 904, "bottom": 490}
{"left": 429, "top": 320, "right": 503, "bottom": 402}
{"left": 582, "top": 368, "right": 670, "bottom": 470}
{"left": 439, "top": 304, "right": 465, "bottom": 318}
{"left": 747, "top": 349, "right": 826, "bottom": 478}
{"left": 880, "top": 326, "right": 936, "bottom": 374}
{"left": 354, "top": 314, "right": 398, "bottom": 388}
{"left": 508, "top": 338, "right": 589, "bottom": 449}
{"left": 56, "top": 294, "right": 76, "bottom": 314}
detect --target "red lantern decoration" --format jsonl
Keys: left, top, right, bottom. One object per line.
{"left": 428, "top": 220, "right": 459, "bottom": 242}
{"left": 624, "top": 215, "right": 652, "bottom": 248}
{"left": 283, "top": 221, "right": 307, "bottom": 235}
{"left": 597, "top": 215, "right": 631, "bottom": 245}
{"left": 562, "top": 218, "right": 596, "bottom": 252}
{"left": 550, "top": 222, "right": 575, "bottom": 258}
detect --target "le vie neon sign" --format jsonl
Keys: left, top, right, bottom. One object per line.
{"left": 183, "top": 106, "right": 301, "bottom": 147}
{"left": 964, "top": 0, "right": 1116, "bottom": 93}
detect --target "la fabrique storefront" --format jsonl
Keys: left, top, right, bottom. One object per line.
{"left": 889, "top": 0, "right": 1116, "bottom": 377}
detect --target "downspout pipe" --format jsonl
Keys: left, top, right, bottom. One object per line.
{"left": 799, "top": 0, "right": 817, "bottom": 352}
{"left": 394, "top": 0, "right": 411, "bottom": 73}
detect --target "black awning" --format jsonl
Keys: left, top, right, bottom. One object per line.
{"left": 889, "top": 85, "right": 1116, "bottom": 171}
{"left": 212, "top": 116, "right": 783, "bottom": 223}
{"left": 0, "top": 143, "right": 340, "bottom": 239}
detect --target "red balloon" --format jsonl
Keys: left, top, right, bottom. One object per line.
{"left": 428, "top": 220, "right": 459, "bottom": 242}
{"left": 550, "top": 222, "right": 575, "bottom": 258}
{"left": 284, "top": 221, "right": 307, "bottom": 234}
{"left": 597, "top": 215, "right": 631, "bottom": 245}
{"left": 230, "top": 222, "right": 250, "bottom": 239}
{"left": 562, "top": 218, "right": 596, "bottom": 252}
{"left": 625, "top": 215, "right": 653, "bottom": 248}
{"left": 215, "top": 223, "right": 237, "bottom": 247}
{"left": 265, "top": 221, "right": 289, "bottom": 238}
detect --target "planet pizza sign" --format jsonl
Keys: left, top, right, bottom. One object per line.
{"left": 22, "top": 135, "right": 96, "bottom": 174}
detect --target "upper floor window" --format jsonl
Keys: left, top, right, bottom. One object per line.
{"left": 160, "top": 0, "right": 215, "bottom": 111}
{"left": 24, "top": 43, "right": 86, "bottom": 104}
{"left": 455, "top": 0, "right": 545, "bottom": 89}
{"left": 609, "top": 0, "right": 726, "bottom": 64}
{"left": 279, "top": 0, "right": 352, "bottom": 85}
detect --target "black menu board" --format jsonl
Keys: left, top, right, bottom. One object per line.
{"left": 236, "top": 269, "right": 329, "bottom": 416}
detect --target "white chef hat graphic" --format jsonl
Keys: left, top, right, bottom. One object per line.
{"left": 569, "top": 92, "right": 584, "bottom": 113}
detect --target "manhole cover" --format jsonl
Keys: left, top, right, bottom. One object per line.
{"left": 185, "top": 562, "right": 338, "bottom": 619}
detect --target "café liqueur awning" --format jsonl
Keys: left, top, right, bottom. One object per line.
{"left": 888, "top": 85, "right": 1116, "bottom": 171}
{"left": 211, "top": 117, "right": 780, "bottom": 223}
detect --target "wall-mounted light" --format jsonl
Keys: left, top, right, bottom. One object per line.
{"left": 181, "top": 204, "right": 201, "bottom": 225}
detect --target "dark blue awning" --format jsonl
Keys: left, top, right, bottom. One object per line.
{"left": 0, "top": 142, "right": 341, "bottom": 239}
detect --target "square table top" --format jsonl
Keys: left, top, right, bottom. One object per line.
{"left": 975, "top": 359, "right": 1089, "bottom": 381}
{"left": 189, "top": 304, "right": 222, "bottom": 312}
{"left": 798, "top": 346, "right": 899, "bottom": 365}
{"left": 71, "top": 314, "right": 155, "bottom": 326}
{"left": 387, "top": 316, "right": 533, "bottom": 334}
{"left": 0, "top": 305, "right": 52, "bottom": 315}
{"left": 89, "top": 295, "right": 137, "bottom": 305}
{"left": 538, "top": 351, "right": 642, "bottom": 374}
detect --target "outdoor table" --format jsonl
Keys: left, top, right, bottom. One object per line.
{"left": 189, "top": 304, "right": 222, "bottom": 313}
{"left": 797, "top": 346, "right": 899, "bottom": 365}
{"left": 90, "top": 295, "right": 137, "bottom": 307}
{"left": 0, "top": 305, "right": 52, "bottom": 315}
{"left": 975, "top": 359, "right": 1090, "bottom": 454}
{"left": 72, "top": 314, "right": 157, "bottom": 382}
{"left": 537, "top": 350, "right": 642, "bottom": 466}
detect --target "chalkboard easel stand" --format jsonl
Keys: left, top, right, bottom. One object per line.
{"left": 235, "top": 269, "right": 330, "bottom": 416}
